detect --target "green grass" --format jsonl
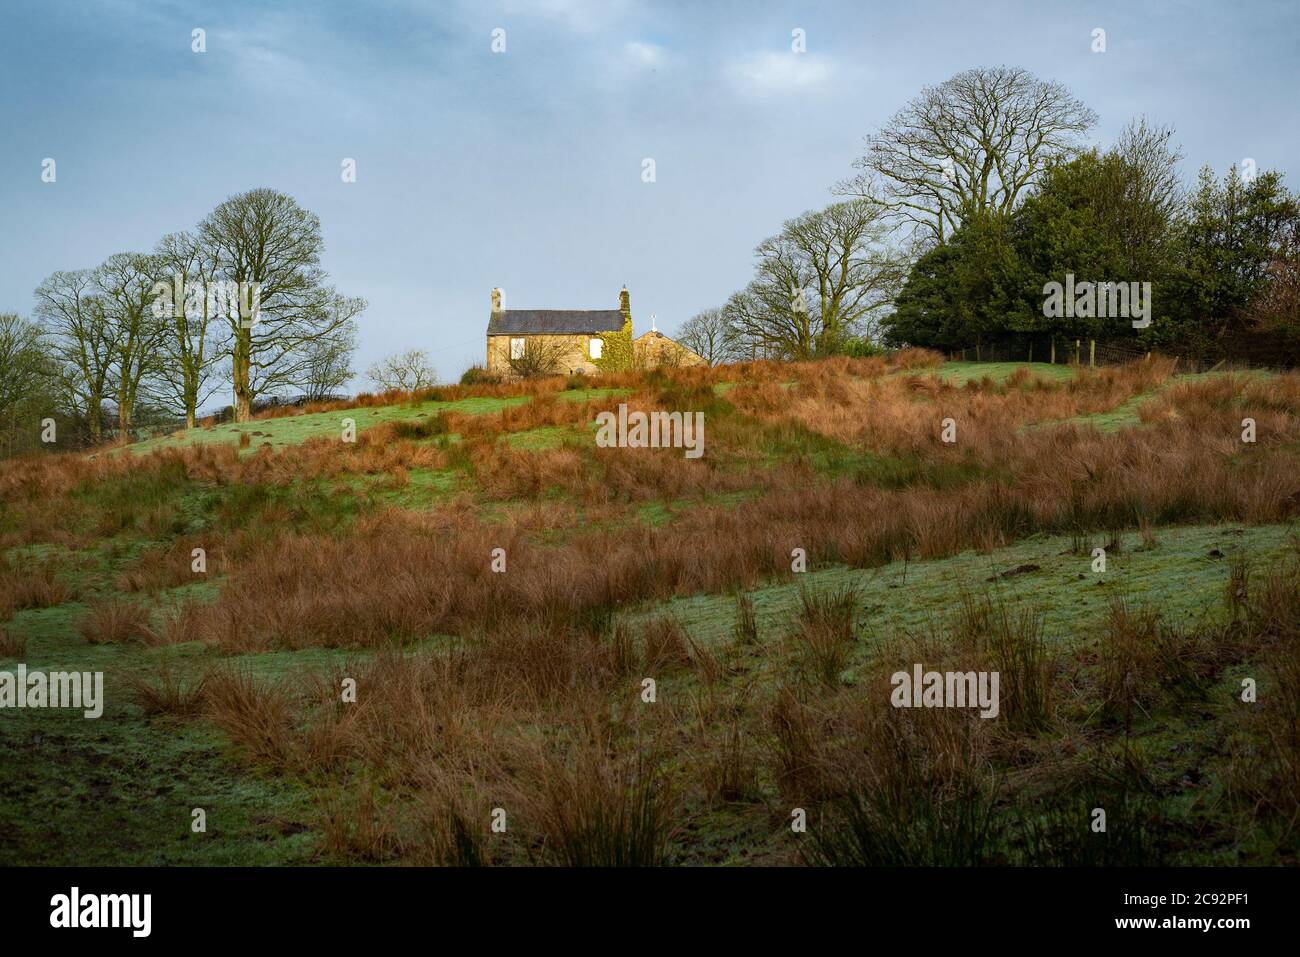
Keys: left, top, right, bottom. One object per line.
{"left": 124, "top": 395, "right": 526, "bottom": 456}
{"left": 6, "top": 521, "right": 1283, "bottom": 865}
{"left": 914, "top": 361, "right": 1076, "bottom": 386}
{"left": 632, "top": 522, "right": 1294, "bottom": 652}
{"left": 6, "top": 359, "right": 1295, "bottom": 866}
{"left": 121, "top": 387, "right": 634, "bottom": 457}
{"left": 504, "top": 425, "right": 581, "bottom": 450}
{"left": 1029, "top": 370, "right": 1270, "bottom": 434}
{"left": 0, "top": 602, "right": 320, "bottom": 865}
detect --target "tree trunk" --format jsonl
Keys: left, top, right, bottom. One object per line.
{"left": 85, "top": 390, "right": 101, "bottom": 443}
{"left": 233, "top": 328, "right": 253, "bottom": 423}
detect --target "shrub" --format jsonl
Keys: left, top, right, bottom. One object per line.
{"left": 459, "top": 365, "right": 501, "bottom": 386}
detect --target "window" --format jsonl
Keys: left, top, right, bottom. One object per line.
{"left": 510, "top": 337, "right": 525, "bottom": 360}
{"left": 589, "top": 337, "right": 604, "bottom": 360}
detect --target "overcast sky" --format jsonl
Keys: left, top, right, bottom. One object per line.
{"left": 2, "top": 0, "right": 1296, "bottom": 391}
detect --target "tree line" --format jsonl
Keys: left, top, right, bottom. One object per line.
{"left": 678, "top": 66, "right": 1299, "bottom": 366}
{"left": 1, "top": 188, "right": 365, "bottom": 454}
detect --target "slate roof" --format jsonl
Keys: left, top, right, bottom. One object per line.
{"left": 487, "top": 310, "right": 626, "bottom": 336}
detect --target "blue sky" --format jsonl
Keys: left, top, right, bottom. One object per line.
{"left": 1, "top": 0, "right": 1297, "bottom": 389}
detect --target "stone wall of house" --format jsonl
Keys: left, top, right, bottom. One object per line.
{"left": 487, "top": 328, "right": 706, "bottom": 376}
{"left": 487, "top": 334, "right": 606, "bottom": 376}
{"left": 634, "top": 331, "right": 707, "bottom": 369}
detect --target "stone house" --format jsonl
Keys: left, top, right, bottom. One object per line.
{"left": 634, "top": 323, "right": 707, "bottom": 369}
{"left": 485, "top": 287, "right": 704, "bottom": 376}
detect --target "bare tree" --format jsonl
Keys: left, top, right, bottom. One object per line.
{"left": 248, "top": 290, "right": 366, "bottom": 403}
{"left": 1092, "top": 117, "right": 1185, "bottom": 275}
{"left": 366, "top": 348, "right": 438, "bottom": 392}
{"left": 0, "top": 313, "right": 56, "bottom": 457}
{"left": 1250, "top": 220, "right": 1300, "bottom": 337}
{"left": 507, "top": 337, "right": 569, "bottom": 378}
{"left": 677, "top": 308, "right": 742, "bottom": 366}
{"left": 95, "top": 252, "right": 169, "bottom": 435}
{"left": 33, "top": 269, "right": 112, "bottom": 442}
{"left": 152, "top": 231, "right": 223, "bottom": 428}
{"left": 840, "top": 66, "right": 1097, "bottom": 245}
{"left": 297, "top": 319, "right": 359, "bottom": 400}
{"left": 199, "top": 189, "right": 365, "bottom": 422}
{"left": 724, "top": 200, "right": 905, "bottom": 359}
{"left": 0, "top": 313, "right": 46, "bottom": 409}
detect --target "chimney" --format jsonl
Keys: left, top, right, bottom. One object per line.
{"left": 619, "top": 285, "right": 630, "bottom": 319}
{"left": 491, "top": 287, "right": 504, "bottom": 313}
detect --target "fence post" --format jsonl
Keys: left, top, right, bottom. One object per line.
{"left": 1075, "top": 339, "right": 1080, "bottom": 365}
{"left": 1050, "top": 338, "right": 1056, "bottom": 364}
{"left": 1089, "top": 340, "right": 1095, "bottom": 368}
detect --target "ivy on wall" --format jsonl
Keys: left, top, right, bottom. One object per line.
{"left": 592, "top": 315, "right": 634, "bottom": 373}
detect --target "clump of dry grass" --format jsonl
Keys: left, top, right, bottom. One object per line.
{"left": 1095, "top": 599, "right": 1224, "bottom": 729}
{"left": 764, "top": 684, "right": 847, "bottom": 802}
{"left": 316, "top": 779, "right": 407, "bottom": 863}
{"left": 0, "top": 624, "right": 25, "bottom": 659}
{"left": 0, "top": 558, "right": 71, "bottom": 618}
{"left": 128, "top": 661, "right": 208, "bottom": 717}
{"left": 77, "top": 597, "right": 156, "bottom": 645}
{"left": 732, "top": 592, "right": 758, "bottom": 647}
{"left": 118, "top": 537, "right": 228, "bottom": 594}
{"left": 202, "top": 666, "right": 297, "bottom": 767}
{"left": 704, "top": 717, "right": 761, "bottom": 805}
{"left": 520, "top": 743, "right": 674, "bottom": 866}
{"left": 954, "top": 594, "right": 1057, "bottom": 735}
{"left": 640, "top": 615, "right": 693, "bottom": 672}
{"left": 1226, "top": 559, "right": 1300, "bottom": 843}
{"left": 786, "top": 584, "right": 860, "bottom": 686}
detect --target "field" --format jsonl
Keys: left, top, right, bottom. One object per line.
{"left": 3, "top": 352, "right": 1299, "bottom": 866}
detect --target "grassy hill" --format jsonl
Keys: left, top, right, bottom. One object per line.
{"left": 3, "top": 353, "right": 1299, "bottom": 866}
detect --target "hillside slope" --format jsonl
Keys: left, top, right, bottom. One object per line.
{"left": 4, "top": 354, "right": 1299, "bottom": 866}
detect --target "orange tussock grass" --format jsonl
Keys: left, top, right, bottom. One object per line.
{"left": 77, "top": 597, "right": 157, "bottom": 645}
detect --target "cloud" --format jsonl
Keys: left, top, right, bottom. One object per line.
{"left": 725, "top": 51, "right": 833, "bottom": 95}
{"left": 624, "top": 41, "right": 666, "bottom": 69}
{"left": 503, "top": 0, "right": 635, "bottom": 34}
